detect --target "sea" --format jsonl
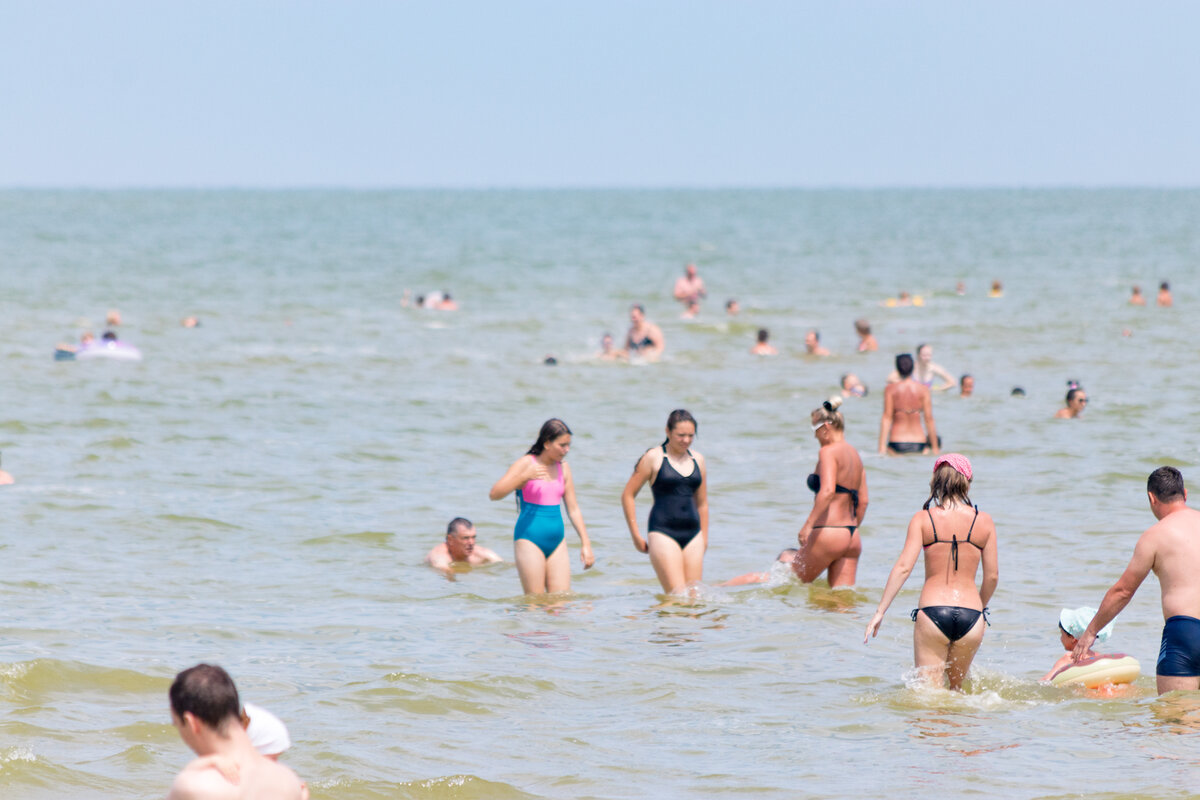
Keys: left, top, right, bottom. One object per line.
{"left": 1, "top": 188, "right": 1199, "bottom": 799}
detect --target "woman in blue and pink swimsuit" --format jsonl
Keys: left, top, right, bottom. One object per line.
{"left": 489, "top": 419, "right": 595, "bottom": 594}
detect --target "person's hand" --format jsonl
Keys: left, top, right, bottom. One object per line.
{"left": 631, "top": 534, "right": 648, "bottom": 554}
{"left": 864, "top": 610, "right": 885, "bottom": 643}
{"left": 797, "top": 527, "right": 810, "bottom": 549}
{"left": 524, "top": 458, "right": 550, "bottom": 482}
{"left": 1072, "top": 630, "right": 1097, "bottom": 663}
{"left": 581, "top": 542, "right": 595, "bottom": 569}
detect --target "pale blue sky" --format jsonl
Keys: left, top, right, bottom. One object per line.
{"left": 2, "top": 1, "right": 1197, "bottom": 187}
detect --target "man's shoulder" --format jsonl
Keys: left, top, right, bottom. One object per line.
{"left": 168, "top": 758, "right": 240, "bottom": 800}
{"left": 425, "top": 543, "right": 449, "bottom": 563}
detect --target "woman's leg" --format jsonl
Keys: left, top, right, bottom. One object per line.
{"left": 945, "top": 617, "right": 986, "bottom": 690}
{"left": 680, "top": 534, "right": 706, "bottom": 586}
{"left": 648, "top": 532, "right": 687, "bottom": 593}
{"left": 912, "top": 611, "right": 952, "bottom": 688}
{"left": 793, "top": 528, "right": 852, "bottom": 585}
{"left": 826, "top": 530, "right": 862, "bottom": 587}
{"left": 543, "top": 540, "right": 571, "bottom": 593}
{"left": 514, "top": 539, "right": 549, "bottom": 594}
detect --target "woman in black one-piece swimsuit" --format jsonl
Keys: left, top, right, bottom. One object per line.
{"left": 621, "top": 410, "right": 708, "bottom": 594}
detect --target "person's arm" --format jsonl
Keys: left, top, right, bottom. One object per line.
{"left": 979, "top": 514, "right": 998, "bottom": 608}
{"left": 489, "top": 456, "right": 539, "bottom": 501}
{"left": 673, "top": 278, "right": 689, "bottom": 301}
{"left": 798, "top": 449, "right": 837, "bottom": 546}
{"left": 696, "top": 278, "right": 707, "bottom": 299}
{"left": 923, "top": 387, "right": 939, "bottom": 455}
{"left": 931, "top": 364, "right": 955, "bottom": 392}
{"left": 864, "top": 513, "right": 924, "bottom": 642}
{"left": 1072, "top": 533, "right": 1155, "bottom": 661}
{"left": 878, "top": 388, "right": 894, "bottom": 454}
{"left": 561, "top": 463, "right": 594, "bottom": 569}
{"left": 648, "top": 324, "right": 665, "bottom": 353}
{"left": 1041, "top": 653, "right": 1075, "bottom": 683}
{"left": 621, "top": 450, "right": 654, "bottom": 553}
{"left": 426, "top": 546, "right": 453, "bottom": 574}
{"left": 694, "top": 453, "right": 709, "bottom": 551}
{"left": 474, "top": 546, "right": 503, "bottom": 564}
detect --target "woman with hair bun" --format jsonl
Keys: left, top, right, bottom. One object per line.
{"left": 864, "top": 454, "right": 998, "bottom": 690}
{"left": 790, "top": 396, "right": 869, "bottom": 587}
{"left": 622, "top": 410, "right": 709, "bottom": 594}
{"left": 1054, "top": 382, "right": 1088, "bottom": 419}
{"left": 489, "top": 418, "right": 594, "bottom": 594}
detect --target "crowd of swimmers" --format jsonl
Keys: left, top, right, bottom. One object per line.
{"left": 415, "top": 264, "right": 1195, "bottom": 697}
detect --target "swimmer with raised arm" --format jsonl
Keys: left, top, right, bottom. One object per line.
{"left": 489, "top": 419, "right": 594, "bottom": 594}
{"left": 865, "top": 455, "right": 998, "bottom": 690}
{"left": 621, "top": 410, "right": 709, "bottom": 594}
{"left": 879, "top": 353, "right": 939, "bottom": 455}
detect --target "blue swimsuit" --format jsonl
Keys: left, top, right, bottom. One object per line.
{"left": 514, "top": 458, "right": 566, "bottom": 558}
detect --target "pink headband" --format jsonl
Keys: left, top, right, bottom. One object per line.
{"left": 933, "top": 453, "right": 972, "bottom": 481}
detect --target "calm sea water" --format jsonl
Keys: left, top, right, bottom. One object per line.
{"left": 2, "top": 189, "right": 1200, "bottom": 799}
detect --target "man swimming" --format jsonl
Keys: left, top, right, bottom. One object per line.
{"left": 673, "top": 263, "right": 706, "bottom": 306}
{"left": 425, "top": 517, "right": 502, "bottom": 575}
{"left": 1072, "top": 467, "right": 1200, "bottom": 694}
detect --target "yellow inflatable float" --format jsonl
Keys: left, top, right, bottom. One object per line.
{"left": 1050, "top": 653, "right": 1140, "bottom": 688}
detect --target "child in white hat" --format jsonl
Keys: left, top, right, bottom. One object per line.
{"left": 1040, "top": 606, "right": 1116, "bottom": 682}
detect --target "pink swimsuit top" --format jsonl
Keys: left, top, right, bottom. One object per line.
{"left": 520, "top": 456, "right": 565, "bottom": 505}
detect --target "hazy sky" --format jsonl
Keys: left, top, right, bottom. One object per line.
{"left": 3, "top": 1, "right": 1198, "bottom": 187}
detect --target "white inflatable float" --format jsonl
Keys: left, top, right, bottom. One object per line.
{"left": 1050, "top": 653, "right": 1140, "bottom": 688}
{"left": 56, "top": 340, "right": 142, "bottom": 362}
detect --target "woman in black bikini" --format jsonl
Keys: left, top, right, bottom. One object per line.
{"left": 790, "top": 397, "right": 869, "bottom": 587}
{"left": 621, "top": 409, "right": 708, "bottom": 594}
{"left": 879, "top": 353, "right": 939, "bottom": 456}
{"left": 864, "top": 454, "right": 998, "bottom": 690}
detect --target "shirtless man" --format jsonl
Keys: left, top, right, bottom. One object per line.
{"left": 804, "top": 330, "right": 830, "bottom": 357}
{"left": 1073, "top": 467, "right": 1200, "bottom": 694}
{"left": 167, "top": 663, "right": 308, "bottom": 799}
{"left": 425, "top": 517, "right": 502, "bottom": 574}
{"left": 1129, "top": 286, "right": 1146, "bottom": 306}
{"left": 750, "top": 329, "right": 777, "bottom": 356}
{"left": 673, "top": 263, "right": 706, "bottom": 306}
{"left": 879, "top": 353, "right": 938, "bottom": 456}
{"left": 1157, "top": 281, "right": 1173, "bottom": 307}
{"left": 625, "top": 304, "right": 664, "bottom": 361}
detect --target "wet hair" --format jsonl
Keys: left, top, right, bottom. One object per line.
{"left": 102, "top": 331, "right": 117, "bottom": 341}
{"left": 169, "top": 664, "right": 240, "bottom": 731}
{"left": 1011, "top": 387, "right": 1026, "bottom": 397}
{"left": 895, "top": 353, "right": 914, "bottom": 378}
{"left": 923, "top": 463, "right": 972, "bottom": 510}
{"left": 528, "top": 419, "right": 571, "bottom": 455}
{"left": 809, "top": 330, "right": 820, "bottom": 342}
{"left": 1065, "top": 387, "right": 1083, "bottom": 404}
{"left": 631, "top": 303, "right": 645, "bottom": 314}
{"left": 757, "top": 328, "right": 769, "bottom": 343}
{"left": 543, "top": 356, "right": 558, "bottom": 366}
{"left": 960, "top": 374, "right": 973, "bottom": 383}
{"left": 1161, "top": 281, "right": 1170, "bottom": 291}
{"left": 725, "top": 299, "right": 737, "bottom": 310}
{"left": 661, "top": 409, "right": 697, "bottom": 447}
{"left": 917, "top": 343, "right": 929, "bottom": 356}
{"left": 812, "top": 396, "right": 845, "bottom": 431}
{"left": 1132, "top": 285, "right": 1141, "bottom": 294}
{"left": 446, "top": 517, "right": 473, "bottom": 536}
{"left": 854, "top": 319, "right": 871, "bottom": 335}
{"left": 1148, "top": 466, "right": 1185, "bottom": 503}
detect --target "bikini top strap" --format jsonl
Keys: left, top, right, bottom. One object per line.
{"left": 925, "top": 509, "right": 938, "bottom": 543}
{"left": 966, "top": 504, "right": 979, "bottom": 544}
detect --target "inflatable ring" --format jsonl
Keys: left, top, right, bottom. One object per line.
{"left": 1050, "top": 653, "right": 1140, "bottom": 688}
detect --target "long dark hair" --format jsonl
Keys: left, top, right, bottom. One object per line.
{"left": 528, "top": 418, "right": 572, "bottom": 455}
